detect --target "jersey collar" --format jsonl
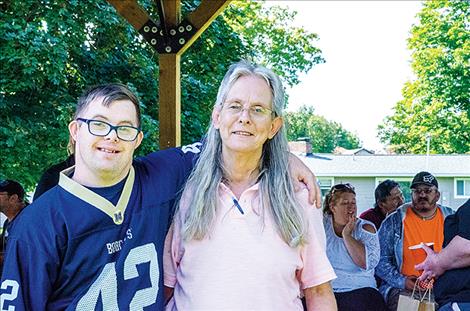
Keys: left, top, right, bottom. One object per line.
{"left": 58, "top": 166, "right": 135, "bottom": 225}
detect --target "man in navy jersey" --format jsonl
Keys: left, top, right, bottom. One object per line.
{"left": 0, "top": 83, "right": 320, "bottom": 310}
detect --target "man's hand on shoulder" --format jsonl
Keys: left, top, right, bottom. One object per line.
{"left": 288, "top": 154, "right": 321, "bottom": 208}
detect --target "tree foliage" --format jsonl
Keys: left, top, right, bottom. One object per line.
{"left": 286, "top": 106, "right": 361, "bottom": 153}
{"left": 378, "top": 0, "right": 469, "bottom": 154}
{"left": 0, "top": 0, "right": 324, "bottom": 190}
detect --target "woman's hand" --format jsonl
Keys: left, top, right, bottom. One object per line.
{"left": 342, "top": 214, "right": 356, "bottom": 238}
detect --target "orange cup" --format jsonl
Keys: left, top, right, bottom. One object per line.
{"left": 409, "top": 242, "right": 434, "bottom": 266}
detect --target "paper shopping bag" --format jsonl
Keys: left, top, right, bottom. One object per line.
{"left": 418, "top": 286, "right": 435, "bottom": 311}
{"left": 397, "top": 292, "right": 420, "bottom": 311}
{"left": 418, "top": 300, "right": 435, "bottom": 311}
{"left": 397, "top": 281, "right": 436, "bottom": 311}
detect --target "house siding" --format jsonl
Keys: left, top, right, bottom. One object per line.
{"left": 298, "top": 154, "right": 470, "bottom": 214}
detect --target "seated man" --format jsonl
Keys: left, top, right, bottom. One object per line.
{"left": 360, "top": 179, "right": 404, "bottom": 229}
{"left": 0, "top": 180, "right": 28, "bottom": 233}
{"left": 376, "top": 171, "right": 454, "bottom": 311}
{"left": 416, "top": 199, "right": 470, "bottom": 311}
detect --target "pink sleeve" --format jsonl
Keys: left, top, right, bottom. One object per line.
{"left": 163, "top": 223, "right": 180, "bottom": 288}
{"left": 296, "top": 190, "right": 336, "bottom": 289}
{"left": 163, "top": 192, "right": 189, "bottom": 288}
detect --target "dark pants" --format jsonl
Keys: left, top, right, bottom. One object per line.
{"left": 335, "top": 287, "right": 387, "bottom": 311}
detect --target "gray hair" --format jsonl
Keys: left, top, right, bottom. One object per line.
{"left": 74, "top": 83, "right": 141, "bottom": 127}
{"left": 180, "top": 61, "right": 307, "bottom": 247}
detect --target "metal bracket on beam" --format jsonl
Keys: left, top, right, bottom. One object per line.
{"left": 139, "top": 19, "right": 197, "bottom": 54}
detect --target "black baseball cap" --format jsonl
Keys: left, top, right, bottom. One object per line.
{"left": 0, "top": 179, "right": 25, "bottom": 200}
{"left": 410, "top": 171, "right": 438, "bottom": 189}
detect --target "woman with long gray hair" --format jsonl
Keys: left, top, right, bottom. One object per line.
{"left": 163, "top": 61, "right": 336, "bottom": 310}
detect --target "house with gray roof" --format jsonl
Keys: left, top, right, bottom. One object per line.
{"left": 290, "top": 142, "right": 470, "bottom": 213}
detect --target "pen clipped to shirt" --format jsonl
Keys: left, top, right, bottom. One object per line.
{"left": 232, "top": 198, "right": 244, "bottom": 215}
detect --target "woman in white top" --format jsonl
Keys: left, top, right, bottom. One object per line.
{"left": 323, "top": 183, "right": 386, "bottom": 311}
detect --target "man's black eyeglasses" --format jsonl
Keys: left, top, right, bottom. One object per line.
{"left": 77, "top": 118, "right": 141, "bottom": 142}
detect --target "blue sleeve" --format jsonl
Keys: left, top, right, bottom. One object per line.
{"left": 141, "top": 142, "right": 201, "bottom": 182}
{"left": 376, "top": 215, "right": 406, "bottom": 289}
{"left": 0, "top": 237, "right": 58, "bottom": 311}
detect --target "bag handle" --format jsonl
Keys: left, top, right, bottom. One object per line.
{"left": 411, "top": 280, "right": 421, "bottom": 299}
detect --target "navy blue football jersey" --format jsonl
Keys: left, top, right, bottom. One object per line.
{"left": 0, "top": 145, "right": 200, "bottom": 310}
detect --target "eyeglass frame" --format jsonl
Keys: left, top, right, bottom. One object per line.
{"left": 411, "top": 187, "right": 437, "bottom": 195}
{"left": 76, "top": 118, "right": 141, "bottom": 142}
{"left": 222, "top": 102, "right": 276, "bottom": 119}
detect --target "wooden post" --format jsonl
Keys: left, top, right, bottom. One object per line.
{"left": 159, "top": 1, "right": 181, "bottom": 148}
{"left": 159, "top": 54, "right": 181, "bottom": 148}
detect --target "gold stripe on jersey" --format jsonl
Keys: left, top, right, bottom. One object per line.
{"left": 58, "top": 166, "right": 135, "bottom": 225}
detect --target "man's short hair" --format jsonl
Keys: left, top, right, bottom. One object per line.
{"left": 375, "top": 179, "right": 400, "bottom": 207}
{"left": 0, "top": 180, "right": 25, "bottom": 201}
{"left": 74, "top": 83, "right": 141, "bottom": 127}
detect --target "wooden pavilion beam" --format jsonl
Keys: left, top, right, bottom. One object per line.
{"left": 106, "top": 0, "right": 231, "bottom": 149}
{"left": 181, "top": 0, "right": 231, "bottom": 55}
{"left": 107, "top": 0, "right": 148, "bottom": 30}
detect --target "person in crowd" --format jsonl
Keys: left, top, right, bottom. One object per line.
{"left": 0, "top": 83, "right": 320, "bottom": 310}
{"left": 0, "top": 180, "right": 28, "bottom": 275}
{"left": 163, "top": 61, "right": 336, "bottom": 310}
{"left": 416, "top": 198, "right": 470, "bottom": 311}
{"left": 376, "top": 171, "right": 455, "bottom": 311}
{"left": 33, "top": 151, "right": 75, "bottom": 200}
{"left": 360, "top": 179, "right": 404, "bottom": 229}
{"left": 322, "top": 183, "right": 386, "bottom": 311}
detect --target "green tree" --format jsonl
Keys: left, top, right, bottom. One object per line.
{"left": 0, "top": 0, "right": 324, "bottom": 190}
{"left": 286, "top": 106, "right": 361, "bottom": 153}
{"left": 378, "top": 0, "right": 470, "bottom": 153}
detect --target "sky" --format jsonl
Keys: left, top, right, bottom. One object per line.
{"left": 270, "top": 1, "right": 423, "bottom": 152}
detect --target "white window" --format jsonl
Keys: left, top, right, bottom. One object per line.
{"left": 455, "top": 178, "right": 470, "bottom": 198}
{"left": 318, "top": 177, "right": 334, "bottom": 198}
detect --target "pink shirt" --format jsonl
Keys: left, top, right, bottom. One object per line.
{"left": 164, "top": 183, "right": 335, "bottom": 310}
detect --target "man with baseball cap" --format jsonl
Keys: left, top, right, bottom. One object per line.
{"left": 376, "top": 171, "right": 455, "bottom": 310}
{"left": 0, "top": 180, "right": 28, "bottom": 276}
{"left": 0, "top": 179, "right": 28, "bottom": 231}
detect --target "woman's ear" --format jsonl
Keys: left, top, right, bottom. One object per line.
{"left": 212, "top": 107, "right": 221, "bottom": 129}
{"left": 268, "top": 116, "right": 283, "bottom": 139}
{"left": 329, "top": 199, "right": 336, "bottom": 214}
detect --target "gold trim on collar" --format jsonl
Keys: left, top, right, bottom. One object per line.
{"left": 58, "top": 166, "right": 135, "bottom": 225}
